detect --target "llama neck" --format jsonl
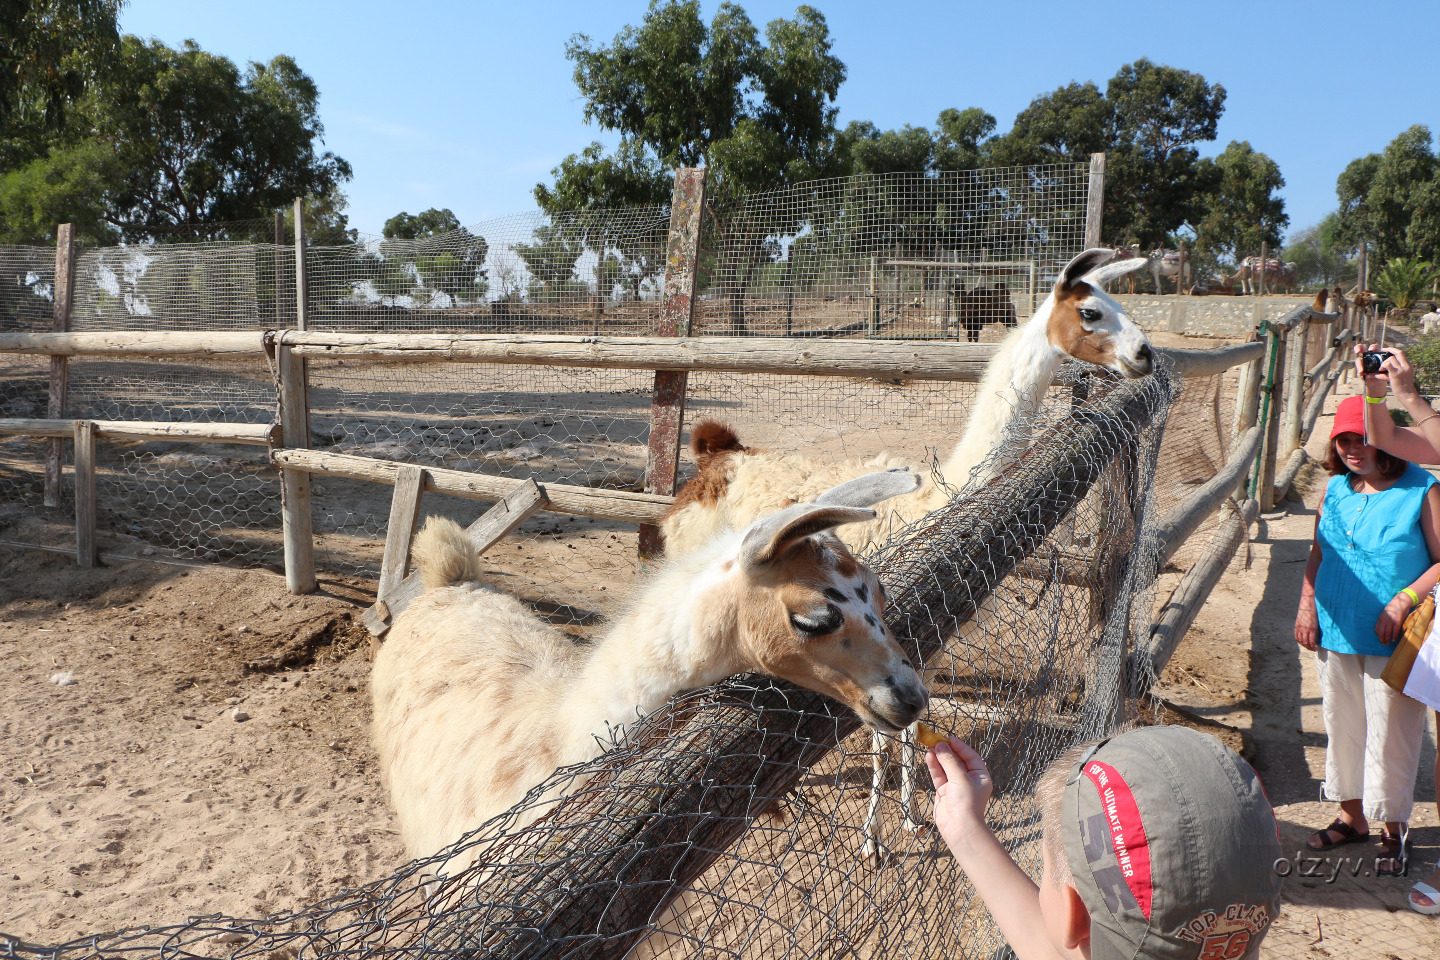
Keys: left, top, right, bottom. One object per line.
{"left": 935, "top": 301, "right": 1063, "bottom": 491}
{"left": 557, "top": 536, "right": 747, "bottom": 755}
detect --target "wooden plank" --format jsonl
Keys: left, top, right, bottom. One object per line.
{"left": 639, "top": 167, "right": 706, "bottom": 560}
{"left": 1162, "top": 342, "right": 1264, "bottom": 379}
{"left": 1143, "top": 499, "right": 1258, "bottom": 681}
{"left": 272, "top": 448, "right": 673, "bottom": 524}
{"left": 44, "top": 224, "right": 75, "bottom": 508}
{"left": 376, "top": 464, "right": 426, "bottom": 609}
{"left": 73, "top": 419, "right": 96, "bottom": 568}
{"left": 0, "top": 418, "right": 278, "bottom": 445}
{"left": 363, "top": 478, "right": 549, "bottom": 638}
{"left": 0, "top": 331, "right": 265, "bottom": 357}
{"left": 1084, "top": 153, "right": 1106, "bottom": 249}
{"left": 277, "top": 342, "right": 316, "bottom": 594}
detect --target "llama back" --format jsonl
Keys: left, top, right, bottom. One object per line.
{"left": 662, "top": 446, "right": 917, "bottom": 556}
{"left": 371, "top": 518, "right": 582, "bottom": 861}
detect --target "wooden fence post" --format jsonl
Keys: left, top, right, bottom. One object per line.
{"left": 1176, "top": 241, "right": 1186, "bottom": 295}
{"left": 1258, "top": 241, "right": 1268, "bottom": 297}
{"left": 73, "top": 419, "right": 96, "bottom": 567}
{"left": 278, "top": 197, "right": 316, "bottom": 593}
{"left": 1281, "top": 320, "right": 1308, "bottom": 458}
{"left": 44, "top": 223, "right": 75, "bottom": 507}
{"left": 637, "top": 167, "right": 707, "bottom": 560}
{"left": 1084, "top": 153, "right": 1106, "bottom": 249}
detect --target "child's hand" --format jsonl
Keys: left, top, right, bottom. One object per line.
{"left": 925, "top": 738, "right": 995, "bottom": 855}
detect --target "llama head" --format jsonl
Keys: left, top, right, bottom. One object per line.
{"left": 727, "top": 471, "right": 928, "bottom": 733}
{"left": 1045, "top": 248, "right": 1154, "bottom": 378}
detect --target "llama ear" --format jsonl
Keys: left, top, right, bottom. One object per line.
{"left": 1083, "top": 256, "right": 1149, "bottom": 289}
{"left": 741, "top": 504, "right": 876, "bottom": 568}
{"left": 813, "top": 469, "right": 921, "bottom": 508}
{"left": 1056, "top": 248, "right": 1116, "bottom": 292}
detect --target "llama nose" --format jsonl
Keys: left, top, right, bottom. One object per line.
{"left": 1134, "top": 343, "right": 1153, "bottom": 373}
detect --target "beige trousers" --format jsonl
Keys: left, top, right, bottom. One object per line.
{"left": 1315, "top": 648, "right": 1429, "bottom": 822}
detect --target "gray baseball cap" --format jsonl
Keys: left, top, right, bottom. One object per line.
{"left": 1061, "top": 725, "right": 1283, "bottom": 960}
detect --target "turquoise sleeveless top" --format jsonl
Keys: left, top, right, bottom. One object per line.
{"left": 1315, "top": 463, "right": 1437, "bottom": 657}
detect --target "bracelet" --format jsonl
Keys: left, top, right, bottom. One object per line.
{"left": 1417, "top": 413, "right": 1440, "bottom": 427}
{"left": 1365, "top": 395, "right": 1386, "bottom": 404}
{"left": 1402, "top": 587, "right": 1420, "bottom": 606}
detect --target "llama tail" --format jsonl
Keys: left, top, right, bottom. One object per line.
{"left": 412, "top": 517, "right": 481, "bottom": 590}
{"left": 691, "top": 420, "right": 746, "bottom": 457}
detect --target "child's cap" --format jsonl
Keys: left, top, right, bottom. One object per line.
{"left": 1061, "top": 725, "right": 1282, "bottom": 960}
{"left": 1330, "top": 394, "right": 1367, "bottom": 440}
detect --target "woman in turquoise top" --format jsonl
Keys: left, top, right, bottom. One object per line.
{"left": 1295, "top": 393, "right": 1440, "bottom": 878}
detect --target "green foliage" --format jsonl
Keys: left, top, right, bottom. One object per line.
{"left": 364, "top": 207, "right": 488, "bottom": 304}
{"left": 1193, "top": 140, "right": 1286, "bottom": 260}
{"left": 1371, "top": 257, "right": 1437, "bottom": 313}
{"left": 0, "top": 34, "right": 352, "bottom": 244}
{"left": 0, "top": 0, "right": 123, "bottom": 167}
{"left": 383, "top": 208, "right": 461, "bottom": 240}
{"left": 983, "top": 60, "right": 1227, "bottom": 248}
{"left": 543, "top": 0, "right": 844, "bottom": 208}
{"left": 1402, "top": 332, "right": 1440, "bottom": 397}
{"left": 513, "top": 224, "right": 584, "bottom": 302}
{"left": 1336, "top": 125, "right": 1440, "bottom": 263}
{"left": 1281, "top": 214, "right": 1357, "bottom": 290}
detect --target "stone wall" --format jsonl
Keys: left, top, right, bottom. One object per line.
{"left": 1113, "top": 295, "right": 1311, "bottom": 339}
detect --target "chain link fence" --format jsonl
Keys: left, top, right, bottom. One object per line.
{"left": 0, "top": 369, "right": 1176, "bottom": 960}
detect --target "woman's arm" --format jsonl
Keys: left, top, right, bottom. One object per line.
{"left": 1296, "top": 507, "right": 1323, "bottom": 651}
{"left": 1374, "top": 485, "right": 1440, "bottom": 646}
{"left": 1360, "top": 345, "right": 1440, "bottom": 464}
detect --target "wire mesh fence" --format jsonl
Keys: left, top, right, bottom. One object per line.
{"left": 0, "top": 369, "right": 1175, "bottom": 960}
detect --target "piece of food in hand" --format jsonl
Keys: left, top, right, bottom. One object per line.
{"left": 915, "top": 722, "right": 946, "bottom": 749}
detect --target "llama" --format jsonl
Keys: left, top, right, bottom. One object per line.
{"left": 949, "top": 281, "right": 1019, "bottom": 342}
{"left": 371, "top": 470, "right": 929, "bottom": 879}
{"left": 660, "top": 248, "right": 1154, "bottom": 559}
{"left": 657, "top": 247, "right": 1153, "bottom": 861}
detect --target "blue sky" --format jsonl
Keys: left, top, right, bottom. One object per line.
{"left": 121, "top": 0, "right": 1438, "bottom": 241}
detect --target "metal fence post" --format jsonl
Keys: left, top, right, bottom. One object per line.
{"left": 1084, "top": 153, "right": 1106, "bottom": 249}
{"left": 1251, "top": 322, "right": 1287, "bottom": 512}
{"left": 279, "top": 197, "right": 316, "bottom": 593}
{"left": 44, "top": 223, "right": 75, "bottom": 507}
{"left": 637, "top": 167, "right": 707, "bottom": 560}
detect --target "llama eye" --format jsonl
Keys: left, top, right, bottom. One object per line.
{"left": 1078, "top": 307, "right": 1101, "bottom": 324}
{"left": 789, "top": 604, "right": 844, "bottom": 636}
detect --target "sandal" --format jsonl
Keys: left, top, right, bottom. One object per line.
{"left": 1410, "top": 872, "right": 1440, "bottom": 916}
{"left": 1306, "top": 817, "right": 1369, "bottom": 851}
{"left": 1378, "top": 826, "right": 1410, "bottom": 878}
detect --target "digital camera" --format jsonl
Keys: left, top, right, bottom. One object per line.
{"left": 1361, "top": 350, "right": 1394, "bottom": 374}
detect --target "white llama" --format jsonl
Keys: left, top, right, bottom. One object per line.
{"left": 371, "top": 470, "right": 928, "bottom": 880}
{"left": 660, "top": 248, "right": 1154, "bottom": 558}
{"left": 657, "top": 247, "right": 1153, "bottom": 861}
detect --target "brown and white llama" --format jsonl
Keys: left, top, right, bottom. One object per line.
{"left": 658, "top": 247, "right": 1154, "bottom": 861}
{"left": 371, "top": 470, "right": 929, "bottom": 880}
{"left": 660, "top": 248, "right": 1154, "bottom": 559}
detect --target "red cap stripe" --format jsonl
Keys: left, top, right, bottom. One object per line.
{"left": 1083, "top": 760, "right": 1154, "bottom": 920}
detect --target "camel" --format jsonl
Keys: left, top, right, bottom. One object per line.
{"left": 658, "top": 247, "right": 1154, "bottom": 860}
{"left": 1148, "top": 249, "right": 1190, "bottom": 294}
{"left": 371, "top": 471, "right": 928, "bottom": 880}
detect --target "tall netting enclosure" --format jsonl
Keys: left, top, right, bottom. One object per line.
{"left": 1, "top": 372, "right": 1176, "bottom": 960}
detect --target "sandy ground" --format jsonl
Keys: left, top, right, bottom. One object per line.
{"left": 1152, "top": 378, "right": 1440, "bottom": 959}
{"left": 1, "top": 361, "right": 1437, "bottom": 957}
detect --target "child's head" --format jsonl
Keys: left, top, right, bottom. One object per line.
{"left": 1034, "top": 725, "right": 1283, "bottom": 959}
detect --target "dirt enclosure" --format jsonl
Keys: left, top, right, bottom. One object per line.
{"left": 1, "top": 346, "right": 1438, "bottom": 956}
